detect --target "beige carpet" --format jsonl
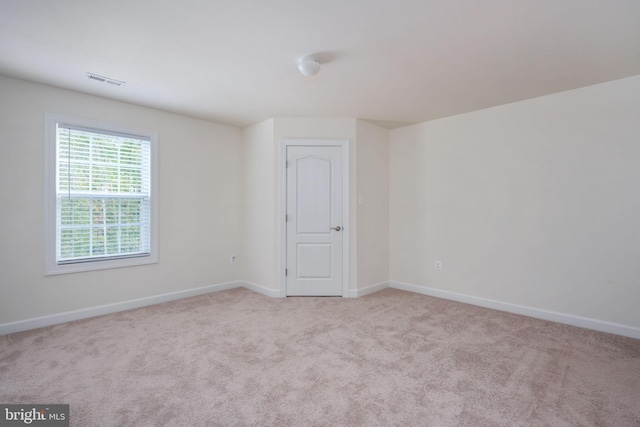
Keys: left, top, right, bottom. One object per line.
{"left": 1, "top": 288, "right": 639, "bottom": 426}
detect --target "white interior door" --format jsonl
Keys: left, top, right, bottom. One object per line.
{"left": 286, "top": 145, "right": 344, "bottom": 296}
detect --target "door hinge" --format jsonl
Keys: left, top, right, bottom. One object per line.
{"left": 285, "top": 214, "right": 288, "bottom": 222}
{"left": 285, "top": 268, "right": 288, "bottom": 276}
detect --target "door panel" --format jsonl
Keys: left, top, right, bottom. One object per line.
{"left": 297, "top": 244, "right": 332, "bottom": 278}
{"left": 286, "top": 146, "right": 343, "bottom": 296}
{"left": 297, "top": 156, "right": 332, "bottom": 234}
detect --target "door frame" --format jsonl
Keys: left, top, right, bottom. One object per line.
{"left": 279, "top": 139, "right": 350, "bottom": 297}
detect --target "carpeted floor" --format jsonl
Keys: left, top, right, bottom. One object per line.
{"left": 1, "top": 288, "right": 639, "bottom": 426}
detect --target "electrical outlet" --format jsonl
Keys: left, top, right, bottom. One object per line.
{"left": 230, "top": 255, "right": 237, "bottom": 264}
{"left": 434, "top": 260, "right": 442, "bottom": 271}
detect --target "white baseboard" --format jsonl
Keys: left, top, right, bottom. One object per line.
{"left": 5, "top": 279, "right": 638, "bottom": 340}
{"left": 349, "top": 281, "right": 389, "bottom": 298}
{"left": 0, "top": 281, "right": 244, "bottom": 336}
{"left": 241, "top": 281, "right": 284, "bottom": 298}
{"left": 389, "top": 281, "right": 640, "bottom": 340}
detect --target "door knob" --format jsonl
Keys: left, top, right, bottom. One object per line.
{"left": 330, "top": 226, "right": 342, "bottom": 231}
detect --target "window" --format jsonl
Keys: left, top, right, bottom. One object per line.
{"left": 45, "top": 114, "right": 158, "bottom": 275}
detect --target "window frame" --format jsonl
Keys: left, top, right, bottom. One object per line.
{"left": 44, "top": 113, "right": 158, "bottom": 275}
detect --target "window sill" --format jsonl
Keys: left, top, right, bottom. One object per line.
{"left": 45, "top": 253, "right": 158, "bottom": 276}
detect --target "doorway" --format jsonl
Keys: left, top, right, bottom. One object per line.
{"left": 281, "top": 140, "right": 349, "bottom": 296}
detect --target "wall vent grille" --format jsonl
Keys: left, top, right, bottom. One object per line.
{"left": 86, "top": 73, "right": 125, "bottom": 86}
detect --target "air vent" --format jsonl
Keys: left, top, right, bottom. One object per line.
{"left": 86, "top": 73, "right": 125, "bottom": 86}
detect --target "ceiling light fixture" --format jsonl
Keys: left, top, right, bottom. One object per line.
{"left": 298, "top": 55, "right": 320, "bottom": 76}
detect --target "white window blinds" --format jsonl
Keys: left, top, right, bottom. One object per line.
{"left": 55, "top": 124, "right": 151, "bottom": 264}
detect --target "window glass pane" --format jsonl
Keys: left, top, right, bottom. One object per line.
{"left": 91, "top": 165, "right": 119, "bottom": 192}
{"left": 60, "top": 228, "right": 91, "bottom": 259}
{"left": 104, "top": 199, "right": 119, "bottom": 225}
{"left": 58, "top": 164, "right": 69, "bottom": 191}
{"left": 121, "top": 199, "right": 141, "bottom": 224}
{"left": 120, "top": 167, "right": 142, "bottom": 193}
{"left": 91, "top": 199, "right": 104, "bottom": 225}
{"left": 121, "top": 140, "right": 142, "bottom": 165}
{"left": 70, "top": 134, "right": 90, "bottom": 162}
{"left": 106, "top": 227, "right": 120, "bottom": 254}
{"left": 93, "top": 136, "right": 119, "bottom": 164}
{"left": 58, "top": 129, "right": 70, "bottom": 158}
{"left": 91, "top": 226, "right": 106, "bottom": 256}
{"left": 60, "top": 198, "right": 90, "bottom": 225}
{"left": 121, "top": 226, "right": 142, "bottom": 252}
{"left": 69, "top": 163, "right": 90, "bottom": 191}
{"left": 56, "top": 123, "right": 151, "bottom": 264}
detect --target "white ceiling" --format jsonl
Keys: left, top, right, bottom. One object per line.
{"left": 1, "top": 0, "right": 639, "bottom": 129}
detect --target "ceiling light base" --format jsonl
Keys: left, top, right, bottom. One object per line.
{"left": 298, "top": 55, "right": 320, "bottom": 76}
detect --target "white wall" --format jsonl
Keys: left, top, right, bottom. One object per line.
{"left": 389, "top": 76, "right": 640, "bottom": 328}
{"left": 0, "top": 76, "right": 243, "bottom": 324}
{"left": 7, "top": 71, "right": 637, "bottom": 333}
{"left": 355, "top": 120, "right": 389, "bottom": 289}
{"left": 241, "top": 119, "right": 277, "bottom": 290}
